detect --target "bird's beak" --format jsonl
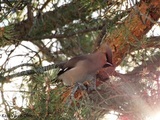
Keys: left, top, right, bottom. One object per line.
{"left": 103, "top": 62, "right": 113, "bottom": 68}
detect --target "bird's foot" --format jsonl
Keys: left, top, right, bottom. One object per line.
{"left": 86, "top": 78, "right": 97, "bottom": 92}
{"left": 65, "top": 83, "right": 87, "bottom": 107}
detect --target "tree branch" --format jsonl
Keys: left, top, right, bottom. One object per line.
{"left": 0, "top": 62, "right": 66, "bottom": 82}
{"left": 26, "top": 24, "right": 103, "bottom": 41}
{"left": 14, "top": 0, "right": 107, "bottom": 39}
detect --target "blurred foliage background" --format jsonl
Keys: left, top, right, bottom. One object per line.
{"left": 0, "top": 0, "right": 160, "bottom": 120}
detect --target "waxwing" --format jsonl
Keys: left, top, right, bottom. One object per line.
{"left": 58, "top": 45, "right": 113, "bottom": 86}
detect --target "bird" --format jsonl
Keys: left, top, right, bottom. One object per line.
{"left": 57, "top": 45, "right": 113, "bottom": 93}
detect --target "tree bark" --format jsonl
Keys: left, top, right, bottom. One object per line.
{"left": 101, "top": 0, "right": 160, "bottom": 66}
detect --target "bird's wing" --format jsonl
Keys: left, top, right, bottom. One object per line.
{"left": 57, "top": 55, "right": 88, "bottom": 76}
